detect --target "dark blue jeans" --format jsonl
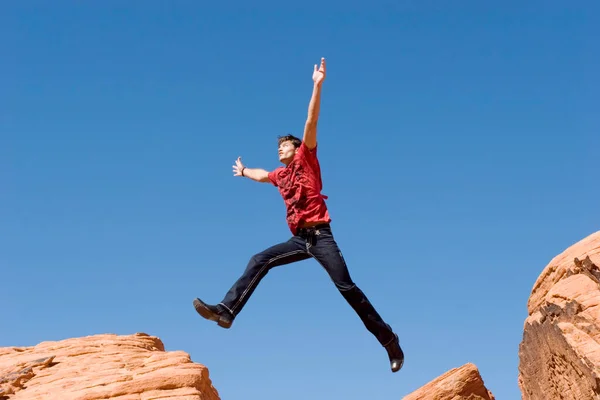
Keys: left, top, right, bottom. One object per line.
{"left": 219, "top": 224, "right": 396, "bottom": 347}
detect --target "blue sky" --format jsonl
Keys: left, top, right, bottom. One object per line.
{"left": 1, "top": 1, "right": 598, "bottom": 399}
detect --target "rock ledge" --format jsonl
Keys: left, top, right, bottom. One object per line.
{"left": 0, "top": 332, "right": 220, "bottom": 400}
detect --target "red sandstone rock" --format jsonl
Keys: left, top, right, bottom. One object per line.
{"left": 519, "top": 231, "right": 600, "bottom": 399}
{"left": 527, "top": 232, "right": 600, "bottom": 315}
{"left": 0, "top": 332, "right": 220, "bottom": 400}
{"left": 402, "top": 363, "right": 495, "bottom": 400}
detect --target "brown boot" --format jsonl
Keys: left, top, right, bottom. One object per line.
{"left": 193, "top": 298, "right": 234, "bottom": 329}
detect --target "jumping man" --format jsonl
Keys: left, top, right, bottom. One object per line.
{"left": 193, "top": 57, "right": 404, "bottom": 373}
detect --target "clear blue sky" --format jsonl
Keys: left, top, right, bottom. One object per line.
{"left": 2, "top": 2, "right": 598, "bottom": 399}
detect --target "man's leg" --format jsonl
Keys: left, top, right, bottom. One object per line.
{"left": 305, "top": 225, "right": 404, "bottom": 372}
{"left": 193, "top": 236, "right": 311, "bottom": 328}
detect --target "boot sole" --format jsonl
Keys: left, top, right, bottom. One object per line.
{"left": 193, "top": 298, "right": 232, "bottom": 329}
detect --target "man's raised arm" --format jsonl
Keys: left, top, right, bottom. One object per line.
{"left": 302, "top": 57, "right": 326, "bottom": 150}
{"left": 232, "top": 156, "right": 271, "bottom": 183}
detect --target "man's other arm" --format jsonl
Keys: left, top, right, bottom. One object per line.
{"left": 303, "top": 57, "right": 326, "bottom": 150}
{"left": 232, "top": 156, "right": 271, "bottom": 183}
{"left": 241, "top": 167, "right": 271, "bottom": 183}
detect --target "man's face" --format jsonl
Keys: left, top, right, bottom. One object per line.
{"left": 278, "top": 140, "right": 297, "bottom": 164}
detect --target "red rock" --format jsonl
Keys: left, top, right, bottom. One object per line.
{"left": 0, "top": 332, "right": 220, "bottom": 400}
{"left": 402, "top": 363, "right": 495, "bottom": 400}
{"left": 527, "top": 232, "right": 600, "bottom": 315}
{"left": 519, "top": 231, "right": 600, "bottom": 399}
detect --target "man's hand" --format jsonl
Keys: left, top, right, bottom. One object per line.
{"left": 313, "top": 57, "right": 326, "bottom": 85}
{"left": 232, "top": 156, "right": 271, "bottom": 183}
{"left": 232, "top": 156, "right": 245, "bottom": 177}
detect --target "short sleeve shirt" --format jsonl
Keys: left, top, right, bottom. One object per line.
{"left": 268, "top": 141, "right": 331, "bottom": 235}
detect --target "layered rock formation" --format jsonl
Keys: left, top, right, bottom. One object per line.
{"left": 518, "top": 231, "right": 600, "bottom": 399}
{"left": 402, "top": 363, "right": 495, "bottom": 400}
{"left": 0, "top": 332, "right": 220, "bottom": 400}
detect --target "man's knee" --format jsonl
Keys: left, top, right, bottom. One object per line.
{"left": 248, "top": 252, "right": 269, "bottom": 269}
{"left": 247, "top": 248, "right": 287, "bottom": 271}
{"left": 338, "top": 284, "right": 362, "bottom": 304}
{"left": 335, "top": 281, "right": 356, "bottom": 292}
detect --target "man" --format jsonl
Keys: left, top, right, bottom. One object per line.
{"left": 193, "top": 57, "right": 404, "bottom": 373}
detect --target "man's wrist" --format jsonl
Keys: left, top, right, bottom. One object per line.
{"left": 241, "top": 167, "right": 246, "bottom": 177}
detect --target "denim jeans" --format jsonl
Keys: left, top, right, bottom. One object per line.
{"left": 219, "top": 223, "right": 396, "bottom": 347}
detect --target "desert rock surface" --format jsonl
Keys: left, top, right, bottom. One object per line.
{"left": 519, "top": 231, "right": 600, "bottom": 400}
{"left": 0, "top": 332, "right": 220, "bottom": 400}
{"left": 402, "top": 362, "right": 495, "bottom": 400}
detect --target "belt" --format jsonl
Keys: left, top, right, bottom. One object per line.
{"left": 296, "top": 223, "right": 330, "bottom": 235}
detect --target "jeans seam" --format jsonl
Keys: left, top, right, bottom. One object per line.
{"left": 382, "top": 334, "right": 397, "bottom": 347}
{"left": 231, "top": 249, "right": 306, "bottom": 313}
{"left": 218, "top": 302, "right": 234, "bottom": 315}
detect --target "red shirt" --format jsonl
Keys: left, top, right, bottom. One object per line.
{"left": 268, "top": 141, "right": 331, "bottom": 235}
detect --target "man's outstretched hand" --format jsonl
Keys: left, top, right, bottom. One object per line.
{"left": 313, "top": 57, "right": 326, "bottom": 85}
{"left": 232, "top": 156, "right": 245, "bottom": 177}
{"left": 231, "top": 157, "right": 270, "bottom": 183}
